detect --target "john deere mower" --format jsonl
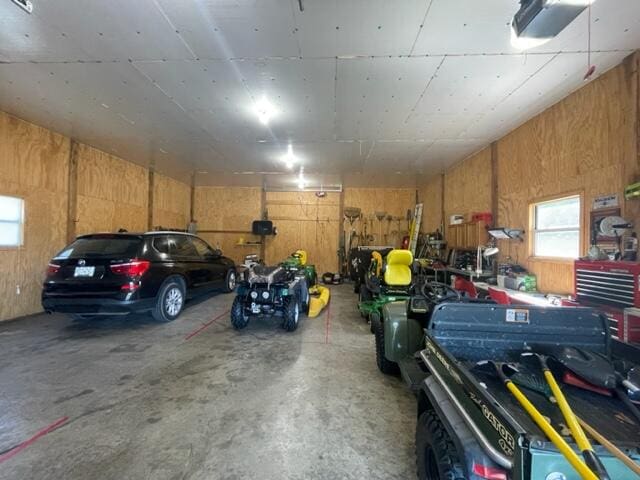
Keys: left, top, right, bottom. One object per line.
{"left": 357, "top": 249, "right": 417, "bottom": 332}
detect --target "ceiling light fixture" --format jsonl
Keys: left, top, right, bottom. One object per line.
{"left": 510, "top": 0, "right": 595, "bottom": 51}
{"left": 281, "top": 144, "right": 297, "bottom": 169}
{"left": 253, "top": 96, "right": 276, "bottom": 125}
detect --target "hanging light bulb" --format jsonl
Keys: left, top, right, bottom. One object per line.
{"left": 253, "top": 96, "right": 276, "bottom": 125}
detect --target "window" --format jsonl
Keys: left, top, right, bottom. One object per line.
{"left": 532, "top": 195, "right": 581, "bottom": 259}
{"left": 191, "top": 237, "right": 216, "bottom": 257}
{"left": 0, "top": 195, "right": 24, "bottom": 247}
{"left": 55, "top": 236, "right": 141, "bottom": 259}
{"left": 169, "top": 235, "right": 198, "bottom": 258}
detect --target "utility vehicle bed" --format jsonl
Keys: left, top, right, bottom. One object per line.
{"left": 420, "top": 303, "right": 640, "bottom": 479}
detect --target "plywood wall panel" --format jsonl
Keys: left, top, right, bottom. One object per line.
{"left": 443, "top": 147, "right": 492, "bottom": 233}
{"left": 75, "top": 144, "right": 148, "bottom": 234}
{"left": 265, "top": 191, "right": 340, "bottom": 274}
{"left": 0, "top": 111, "right": 70, "bottom": 321}
{"left": 418, "top": 175, "right": 443, "bottom": 233}
{"left": 152, "top": 173, "right": 191, "bottom": 229}
{"left": 194, "top": 186, "right": 262, "bottom": 264}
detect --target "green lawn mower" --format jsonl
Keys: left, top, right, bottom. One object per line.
{"left": 357, "top": 249, "right": 416, "bottom": 332}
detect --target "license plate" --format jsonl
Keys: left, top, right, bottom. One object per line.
{"left": 74, "top": 266, "right": 95, "bottom": 277}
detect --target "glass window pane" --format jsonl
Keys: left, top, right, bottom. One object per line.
{"left": 534, "top": 230, "right": 580, "bottom": 258}
{"left": 0, "top": 195, "right": 23, "bottom": 222}
{"left": 54, "top": 236, "right": 141, "bottom": 259}
{"left": 0, "top": 222, "right": 21, "bottom": 246}
{"left": 535, "top": 196, "right": 580, "bottom": 230}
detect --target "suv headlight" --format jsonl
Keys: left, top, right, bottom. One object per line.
{"left": 262, "top": 291, "right": 270, "bottom": 299}
{"left": 250, "top": 291, "right": 258, "bottom": 299}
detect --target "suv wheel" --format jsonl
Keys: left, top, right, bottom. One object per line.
{"left": 223, "top": 269, "right": 237, "bottom": 293}
{"left": 230, "top": 296, "right": 249, "bottom": 329}
{"left": 372, "top": 315, "right": 399, "bottom": 374}
{"left": 282, "top": 296, "right": 300, "bottom": 332}
{"left": 416, "top": 410, "right": 466, "bottom": 480}
{"left": 152, "top": 277, "right": 185, "bottom": 322}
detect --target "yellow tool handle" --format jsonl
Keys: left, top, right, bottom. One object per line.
{"left": 543, "top": 370, "right": 592, "bottom": 452}
{"left": 578, "top": 416, "right": 640, "bottom": 478}
{"left": 505, "top": 380, "right": 599, "bottom": 480}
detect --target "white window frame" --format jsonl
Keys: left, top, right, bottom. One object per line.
{"left": 0, "top": 195, "right": 25, "bottom": 248}
{"left": 531, "top": 194, "right": 581, "bottom": 260}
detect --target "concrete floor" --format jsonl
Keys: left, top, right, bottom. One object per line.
{"left": 0, "top": 284, "right": 416, "bottom": 479}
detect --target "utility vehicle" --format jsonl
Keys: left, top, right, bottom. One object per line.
{"left": 383, "top": 297, "right": 640, "bottom": 479}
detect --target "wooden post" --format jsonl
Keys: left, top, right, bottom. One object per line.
{"left": 66, "top": 140, "right": 79, "bottom": 243}
{"left": 259, "top": 176, "right": 267, "bottom": 261}
{"left": 338, "top": 182, "right": 345, "bottom": 273}
{"left": 491, "top": 141, "right": 499, "bottom": 225}
{"left": 190, "top": 172, "right": 196, "bottom": 222}
{"left": 440, "top": 172, "right": 445, "bottom": 234}
{"left": 147, "top": 169, "right": 155, "bottom": 231}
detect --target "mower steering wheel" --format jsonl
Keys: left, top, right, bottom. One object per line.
{"left": 421, "top": 281, "right": 462, "bottom": 303}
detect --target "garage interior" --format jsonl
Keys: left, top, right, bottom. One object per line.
{"left": 1, "top": 1, "right": 640, "bottom": 479}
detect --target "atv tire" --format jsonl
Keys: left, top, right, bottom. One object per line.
{"left": 282, "top": 296, "right": 300, "bottom": 332}
{"left": 416, "top": 410, "right": 466, "bottom": 480}
{"left": 230, "top": 296, "right": 250, "bottom": 330}
{"left": 299, "top": 281, "right": 310, "bottom": 315}
{"left": 372, "top": 315, "right": 399, "bottom": 374}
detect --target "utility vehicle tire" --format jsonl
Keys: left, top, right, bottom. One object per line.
{"left": 223, "top": 269, "right": 237, "bottom": 293}
{"left": 358, "top": 284, "right": 372, "bottom": 318}
{"left": 282, "top": 296, "right": 300, "bottom": 332}
{"left": 230, "top": 296, "right": 250, "bottom": 330}
{"left": 416, "top": 410, "right": 466, "bottom": 480}
{"left": 152, "top": 276, "right": 185, "bottom": 322}
{"left": 372, "top": 315, "right": 399, "bottom": 374}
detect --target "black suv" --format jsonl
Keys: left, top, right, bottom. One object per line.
{"left": 42, "top": 232, "right": 237, "bottom": 322}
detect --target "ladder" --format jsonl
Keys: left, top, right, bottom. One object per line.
{"left": 409, "top": 203, "right": 423, "bottom": 256}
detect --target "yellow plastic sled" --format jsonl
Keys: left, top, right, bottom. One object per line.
{"left": 308, "top": 284, "right": 330, "bottom": 318}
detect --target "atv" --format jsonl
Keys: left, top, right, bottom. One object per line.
{"left": 230, "top": 250, "right": 314, "bottom": 332}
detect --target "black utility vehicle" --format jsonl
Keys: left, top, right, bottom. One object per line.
{"left": 42, "top": 232, "right": 237, "bottom": 322}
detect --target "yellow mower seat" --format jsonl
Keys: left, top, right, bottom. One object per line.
{"left": 294, "top": 249, "right": 308, "bottom": 266}
{"left": 384, "top": 249, "right": 413, "bottom": 286}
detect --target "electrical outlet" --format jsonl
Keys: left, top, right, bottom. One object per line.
{"left": 16, "top": 285, "right": 21, "bottom": 295}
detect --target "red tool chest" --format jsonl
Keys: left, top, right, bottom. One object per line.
{"left": 574, "top": 260, "right": 640, "bottom": 343}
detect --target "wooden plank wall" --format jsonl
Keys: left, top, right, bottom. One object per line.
{"left": 152, "top": 173, "right": 191, "bottom": 230}
{"left": 343, "top": 187, "right": 415, "bottom": 246}
{"left": 418, "top": 174, "right": 443, "bottom": 233}
{"left": 419, "top": 53, "right": 640, "bottom": 293}
{"left": 443, "top": 146, "right": 492, "bottom": 234}
{"left": 265, "top": 191, "right": 341, "bottom": 275}
{"left": 190, "top": 187, "right": 416, "bottom": 275}
{"left": 76, "top": 144, "right": 149, "bottom": 235}
{"left": 0, "top": 112, "right": 70, "bottom": 321}
{"left": 193, "top": 186, "right": 262, "bottom": 265}
{"left": 497, "top": 54, "right": 638, "bottom": 292}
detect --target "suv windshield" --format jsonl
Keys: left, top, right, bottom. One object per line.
{"left": 54, "top": 236, "right": 142, "bottom": 259}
